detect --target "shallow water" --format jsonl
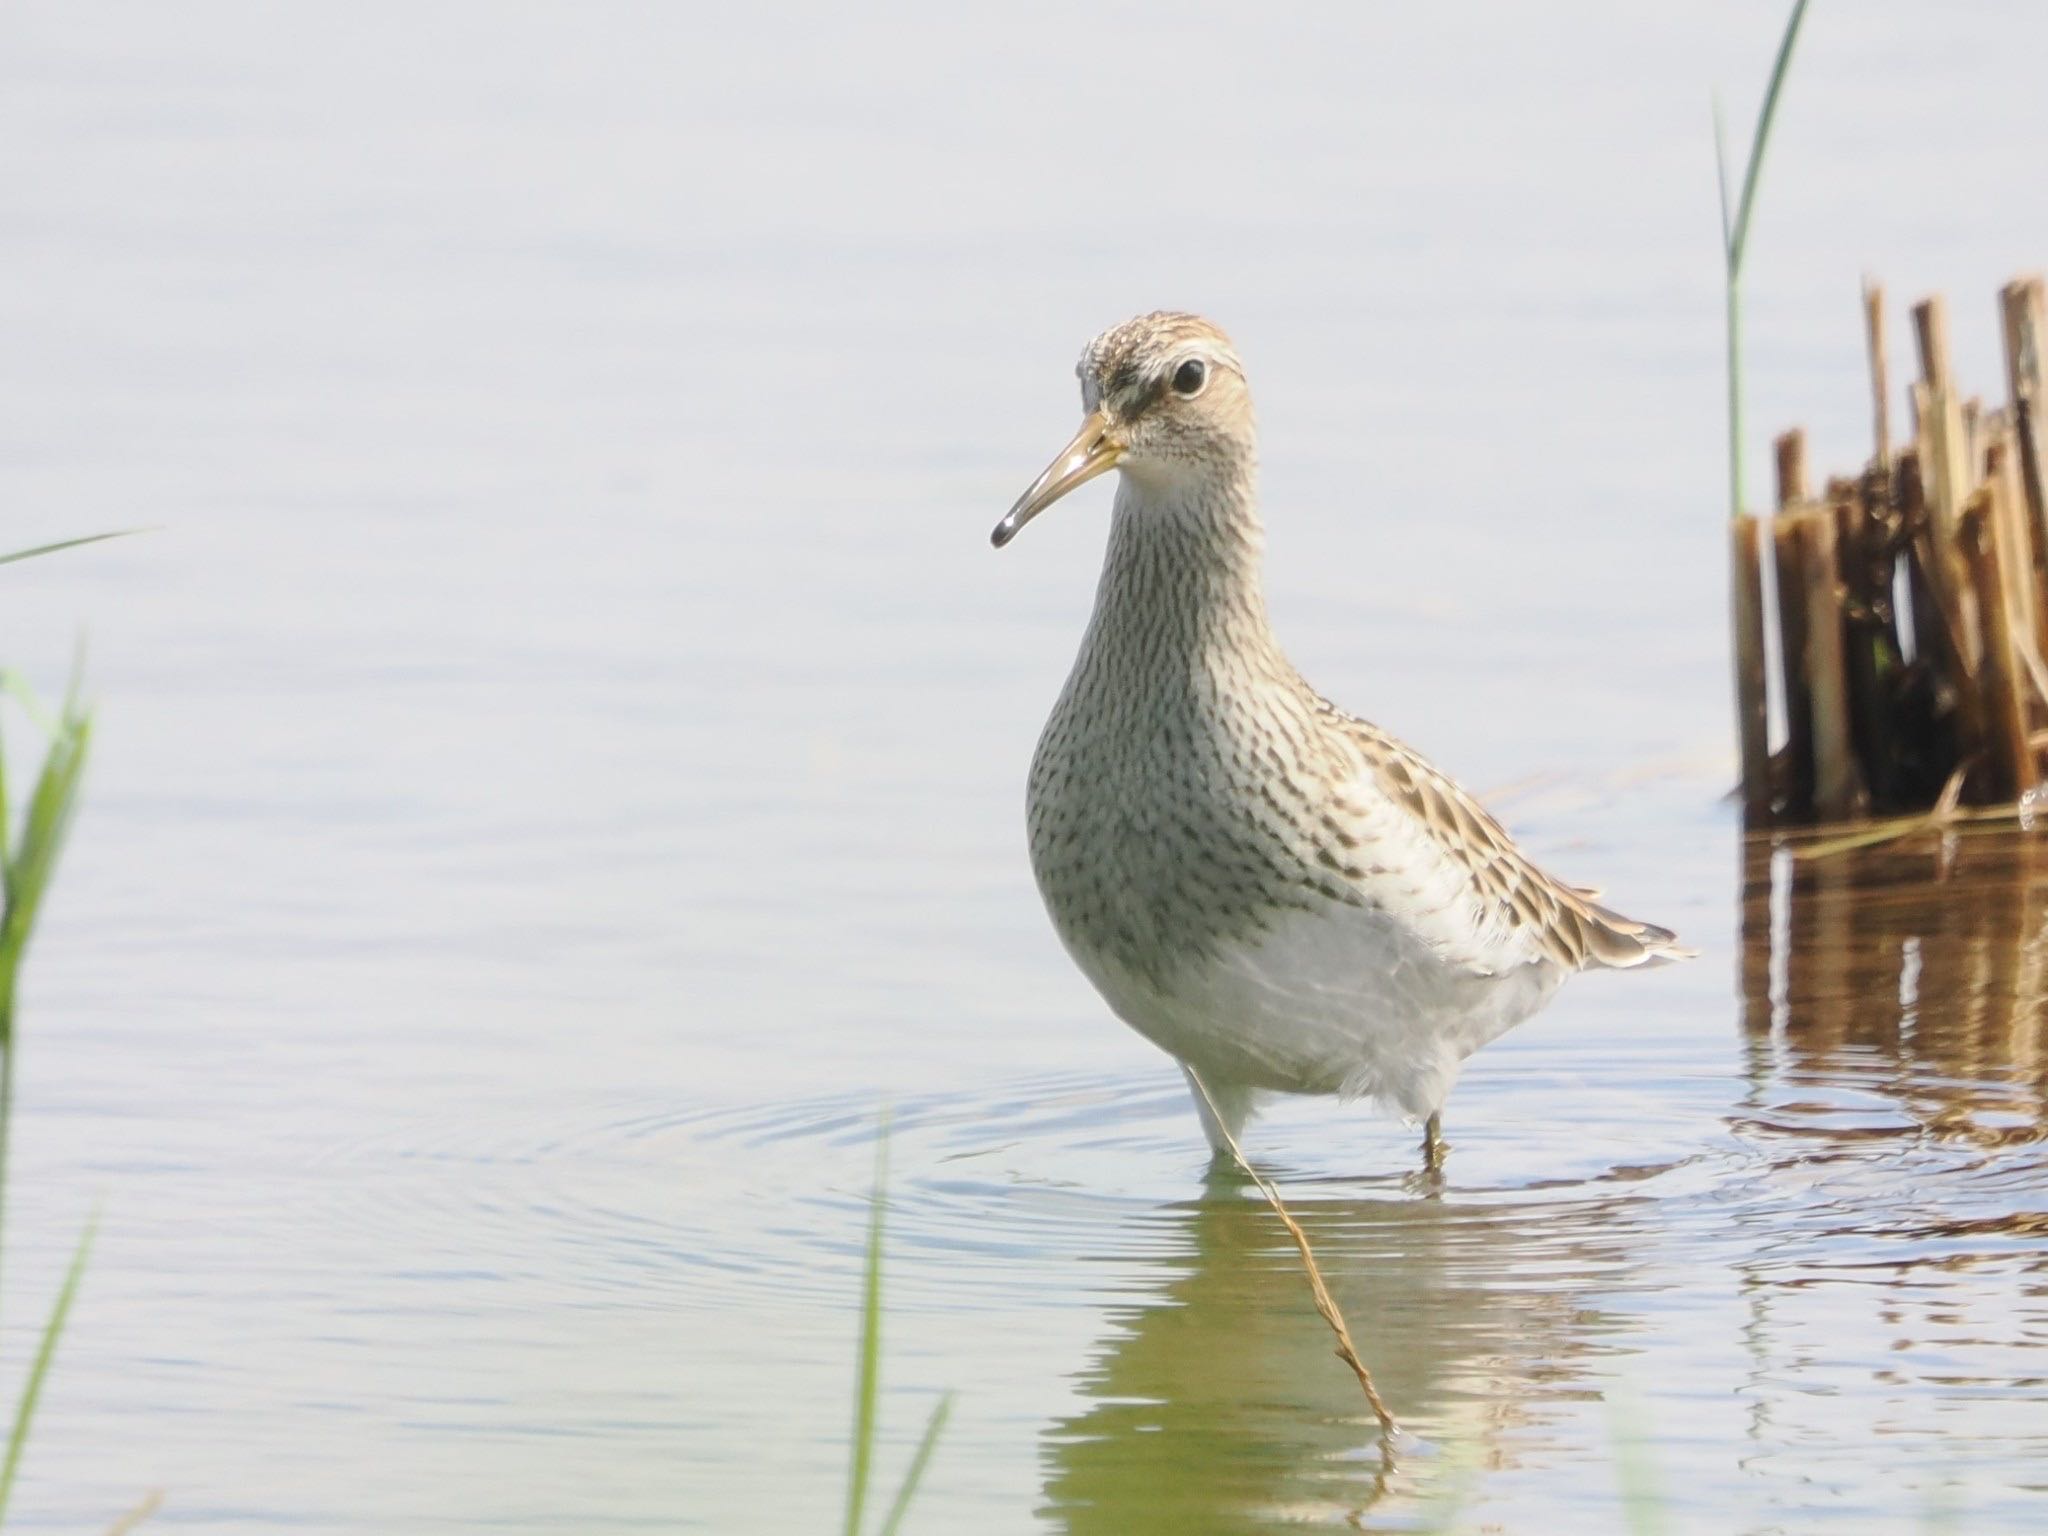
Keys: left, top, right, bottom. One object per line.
{"left": 2, "top": 1, "right": 2048, "bottom": 1531}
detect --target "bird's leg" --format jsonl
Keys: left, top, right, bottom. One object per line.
{"left": 1421, "top": 1112, "right": 1446, "bottom": 1172}
{"left": 1182, "top": 1066, "right": 1258, "bottom": 1157}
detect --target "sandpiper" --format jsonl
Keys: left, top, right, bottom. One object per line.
{"left": 992, "top": 312, "right": 1690, "bottom": 1169}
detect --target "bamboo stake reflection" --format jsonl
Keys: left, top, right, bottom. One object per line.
{"left": 1739, "top": 825, "right": 2048, "bottom": 1138}
{"left": 1732, "top": 825, "right": 2048, "bottom": 1509}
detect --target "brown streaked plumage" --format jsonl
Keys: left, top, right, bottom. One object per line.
{"left": 1337, "top": 709, "right": 1686, "bottom": 974}
{"left": 993, "top": 311, "right": 1691, "bottom": 1169}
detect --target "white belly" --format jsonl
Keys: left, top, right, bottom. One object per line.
{"left": 1063, "top": 899, "right": 1564, "bottom": 1121}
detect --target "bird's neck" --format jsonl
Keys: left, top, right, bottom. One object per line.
{"left": 1083, "top": 462, "right": 1284, "bottom": 675}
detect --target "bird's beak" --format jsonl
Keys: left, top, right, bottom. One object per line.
{"left": 991, "top": 409, "right": 1123, "bottom": 549}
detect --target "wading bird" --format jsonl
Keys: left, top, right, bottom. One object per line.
{"left": 993, "top": 312, "right": 1689, "bottom": 1170}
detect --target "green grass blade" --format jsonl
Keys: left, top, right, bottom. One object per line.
{"left": 842, "top": 1118, "right": 889, "bottom": 1536}
{"left": 1719, "top": 0, "right": 1812, "bottom": 517}
{"left": 874, "top": 1391, "right": 953, "bottom": 1536}
{"left": 0, "top": 674, "right": 60, "bottom": 739}
{"left": 0, "top": 706, "right": 93, "bottom": 1023}
{"left": 0, "top": 531, "right": 145, "bottom": 569}
{"left": 1711, "top": 93, "right": 1733, "bottom": 257}
{"left": 1726, "top": 270, "right": 1747, "bottom": 517}
{"left": 0, "top": 710, "right": 11, "bottom": 911}
{"left": 0, "top": 692, "right": 94, "bottom": 1316}
{"left": 1727, "top": 0, "right": 1814, "bottom": 270}
{"left": 0, "top": 1214, "right": 95, "bottom": 1524}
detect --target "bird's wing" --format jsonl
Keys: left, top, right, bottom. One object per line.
{"left": 1318, "top": 706, "right": 1692, "bottom": 976}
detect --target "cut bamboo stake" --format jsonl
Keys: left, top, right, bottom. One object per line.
{"left": 1801, "top": 509, "right": 1867, "bottom": 820}
{"left": 1774, "top": 513, "right": 1817, "bottom": 819}
{"left": 1915, "top": 300, "right": 1981, "bottom": 670}
{"left": 1960, "top": 488, "right": 2037, "bottom": 800}
{"left": 1915, "top": 294, "right": 1955, "bottom": 391}
{"left": 1900, "top": 448, "right": 1941, "bottom": 659}
{"left": 1835, "top": 489, "right": 1893, "bottom": 806}
{"left": 1900, "top": 449, "right": 1987, "bottom": 755}
{"left": 1746, "top": 272, "right": 2048, "bottom": 827}
{"left": 2007, "top": 275, "right": 2047, "bottom": 476}
{"left": 1865, "top": 278, "right": 1892, "bottom": 464}
{"left": 1732, "top": 516, "right": 1773, "bottom": 821}
{"left": 1775, "top": 429, "right": 1809, "bottom": 506}
{"left": 1183, "top": 1066, "right": 1397, "bottom": 1440}
{"left": 2002, "top": 277, "right": 2048, "bottom": 658}
{"left": 1913, "top": 379, "right": 1981, "bottom": 675}
{"left": 1987, "top": 437, "right": 2041, "bottom": 670}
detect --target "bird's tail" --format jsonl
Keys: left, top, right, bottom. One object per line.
{"left": 1577, "top": 901, "right": 1698, "bottom": 970}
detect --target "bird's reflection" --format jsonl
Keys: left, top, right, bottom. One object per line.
{"left": 1038, "top": 1171, "right": 1646, "bottom": 1533}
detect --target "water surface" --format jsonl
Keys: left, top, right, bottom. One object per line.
{"left": 1, "top": 2, "right": 2047, "bottom": 1531}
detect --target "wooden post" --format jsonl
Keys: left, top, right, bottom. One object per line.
{"left": 1960, "top": 487, "right": 2037, "bottom": 800}
{"left": 1732, "top": 516, "right": 1772, "bottom": 823}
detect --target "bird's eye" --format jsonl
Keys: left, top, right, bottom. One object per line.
{"left": 1171, "top": 358, "right": 1208, "bottom": 397}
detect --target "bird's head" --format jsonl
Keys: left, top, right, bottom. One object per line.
{"left": 991, "top": 311, "right": 1253, "bottom": 548}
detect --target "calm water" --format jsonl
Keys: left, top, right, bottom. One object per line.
{"left": 2, "top": 2, "right": 2048, "bottom": 1531}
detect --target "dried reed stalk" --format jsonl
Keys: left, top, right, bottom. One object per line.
{"left": 1791, "top": 753, "right": 1979, "bottom": 862}
{"left": 1182, "top": 1066, "right": 1397, "bottom": 1440}
{"left": 104, "top": 1490, "right": 163, "bottom": 1536}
